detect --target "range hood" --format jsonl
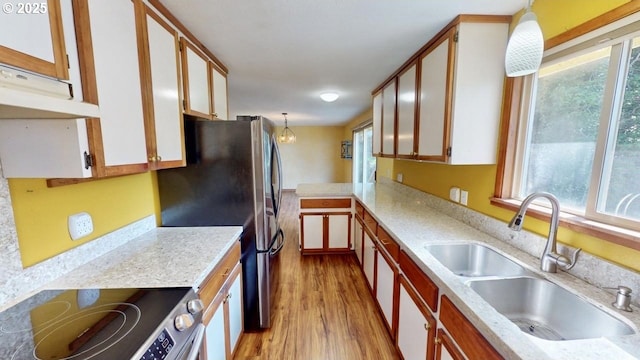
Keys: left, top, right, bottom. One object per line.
{"left": 0, "top": 65, "right": 100, "bottom": 119}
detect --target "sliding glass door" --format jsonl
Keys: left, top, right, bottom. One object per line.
{"left": 353, "top": 124, "right": 376, "bottom": 184}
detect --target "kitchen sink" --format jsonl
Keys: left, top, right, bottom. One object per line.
{"left": 468, "top": 277, "right": 636, "bottom": 341}
{"left": 424, "top": 243, "right": 531, "bottom": 277}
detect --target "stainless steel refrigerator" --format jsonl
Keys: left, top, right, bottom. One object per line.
{"left": 157, "top": 115, "right": 284, "bottom": 331}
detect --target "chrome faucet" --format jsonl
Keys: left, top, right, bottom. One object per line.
{"left": 508, "top": 192, "right": 581, "bottom": 273}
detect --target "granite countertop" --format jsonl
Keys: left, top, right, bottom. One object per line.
{"left": 296, "top": 183, "right": 354, "bottom": 197}
{"left": 47, "top": 226, "right": 242, "bottom": 290}
{"left": 299, "top": 181, "right": 640, "bottom": 360}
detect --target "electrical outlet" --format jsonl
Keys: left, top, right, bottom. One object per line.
{"left": 396, "top": 173, "right": 403, "bottom": 183}
{"left": 68, "top": 212, "right": 93, "bottom": 240}
{"left": 460, "top": 190, "right": 469, "bottom": 206}
{"left": 449, "top": 187, "right": 460, "bottom": 203}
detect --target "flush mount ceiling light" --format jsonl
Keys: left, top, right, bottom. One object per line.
{"left": 505, "top": 0, "right": 544, "bottom": 77}
{"left": 278, "top": 112, "right": 296, "bottom": 144}
{"left": 320, "top": 92, "right": 339, "bottom": 102}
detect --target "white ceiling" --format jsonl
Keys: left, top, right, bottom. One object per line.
{"left": 158, "top": 0, "right": 526, "bottom": 126}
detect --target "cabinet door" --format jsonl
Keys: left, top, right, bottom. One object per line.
{"left": 397, "top": 276, "right": 436, "bottom": 360}
{"left": 381, "top": 80, "right": 396, "bottom": 156}
{"left": 139, "top": 5, "right": 184, "bottom": 170}
{"left": 204, "top": 295, "right": 226, "bottom": 360}
{"left": 0, "top": 0, "right": 68, "bottom": 79}
{"left": 372, "top": 91, "right": 382, "bottom": 156}
{"left": 227, "top": 268, "right": 243, "bottom": 357}
{"left": 327, "top": 213, "right": 350, "bottom": 250}
{"left": 74, "top": 0, "right": 149, "bottom": 177}
{"left": 396, "top": 63, "right": 417, "bottom": 158}
{"left": 416, "top": 30, "right": 453, "bottom": 162}
{"left": 354, "top": 217, "right": 364, "bottom": 265}
{"left": 181, "top": 38, "right": 211, "bottom": 118}
{"left": 376, "top": 248, "right": 396, "bottom": 333}
{"left": 436, "top": 329, "right": 465, "bottom": 360}
{"left": 211, "top": 63, "right": 228, "bottom": 120}
{"left": 300, "top": 214, "right": 324, "bottom": 250}
{"left": 362, "top": 231, "right": 376, "bottom": 292}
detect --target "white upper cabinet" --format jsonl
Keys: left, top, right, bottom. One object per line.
{"left": 139, "top": 4, "right": 185, "bottom": 170}
{"left": 396, "top": 63, "right": 417, "bottom": 158}
{"left": 381, "top": 80, "right": 396, "bottom": 157}
{"left": 417, "top": 20, "right": 509, "bottom": 164}
{"left": 372, "top": 91, "right": 382, "bottom": 156}
{"left": 211, "top": 62, "right": 228, "bottom": 120}
{"left": 181, "top": 38, "right": 211, "bottom": 118}
{"left": 0, "top": 0, "right": 68, "bottom": 79}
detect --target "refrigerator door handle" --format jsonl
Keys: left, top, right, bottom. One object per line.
{"left": 271, "top": 138, "right": 283, "bottom": 219}
{"left": 257, "top": 228, "right": 284, "bottom": 254}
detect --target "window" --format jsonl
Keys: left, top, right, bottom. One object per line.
{"left": 503, "top": 14, "right": 640, "bottom": 235}
{"left": 353, "top": 124, "right": 376, "bottom": 184}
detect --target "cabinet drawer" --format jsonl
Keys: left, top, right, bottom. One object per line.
{"left": 199, "top": 240, "right": 241, "bottom": 308}
{"left": 377, "top": 227, "right": 399, "bottom": 262}
{"left": 440, "top": 296, "right": 503, "bottom": 360}
{"left": 399, "top": 250, "right": 439, "bottom": 312}
{"left": 355, "top": 201, "right": 364, "bottom": 218}
{"left": 300, "top": 198, "right": 352, "bottom": 209}
{"left": 363, "top": 209, "right": 378, "bottom": 236}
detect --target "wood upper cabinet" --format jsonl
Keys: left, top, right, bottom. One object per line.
{"left": 210, "top": 62, "right": 229, "bottom": 120}
{"left": 416, "top": 18, "right": 509, "bottom": 164}
{"left": 381, "top": 80, "right": 397, "bottom": 157}
{"left": 73, "top": 0, "right": 149, "bottom": 178}
{"left": 180, "top": 37, "right": 211, "bottom": 118}
{"left": 0, "top": 0, "right": 69, "bottom": 79}
{"left": 136, "top": 3, "right": 185, "bottom": 170}
{"left": 372, "top": 91, "right": 382, "bottom": 156}
{"left": 396, "top": 62, "right": 418, "bottom": 159}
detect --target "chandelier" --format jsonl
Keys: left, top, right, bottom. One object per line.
{"left": 278, "top": 112, "right": 296, "bottom": 144}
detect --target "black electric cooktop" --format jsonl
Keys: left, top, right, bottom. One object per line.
{"left": 0, "top": 287, "right": 192, "bottom": 360}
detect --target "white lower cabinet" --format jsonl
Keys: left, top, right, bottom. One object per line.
{"left": 397, "top": 276, "right": 436, "bottom": 360}
{"left": 300, "top": 214, "right": 324, "bottom": 250}
{"left": 376, "top": 249, "right": 396, "bottom": 331}
{"left": 204, "top": 296, "right": 226, "bottom": 360}
{"left": 354, "top": 216, "right": 364, "bottom": 265}
{"left": 362, "top": 230, "right": 376, "bottom": 292}
{"left": 227, "top": 273, "right": 243, "bottom": 354}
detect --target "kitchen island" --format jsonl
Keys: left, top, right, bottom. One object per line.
{"left": 297, "top": 179, "right": 640, "bottom": 360}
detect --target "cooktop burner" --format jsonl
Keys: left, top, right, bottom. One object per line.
{"left": 0, "top": 287, "right": 196, "bottom": 360}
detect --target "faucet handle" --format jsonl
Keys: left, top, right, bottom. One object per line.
{"left": 556, "top": 247, "right": 582, "bottom": 270}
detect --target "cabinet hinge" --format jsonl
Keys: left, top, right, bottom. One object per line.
{"left": 179, "top": 42, "right": 183, "bottom": 51}
{"left": 66, "top": 54, "right": 70, "bottom": 69}
{"left": 446, "top": 146, "right": 452, "bottom": 157}
{"left": 454, "top": 31, "right": 459, "bottom": 42}
{"left": 83, "top": 151, "right": 94, "bottom": 169}
{"left": 182, "top": 99, "right": 186, "bottom": 110}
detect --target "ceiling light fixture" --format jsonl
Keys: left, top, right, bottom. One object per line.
{"left": 278, "top": 112, "right": 296, "bottom": 144}
{"left": 320, "top": 92, "right": 339, "bottom": 102}
{"left": 504, "top": 0, "right": 544, "bottom": 77}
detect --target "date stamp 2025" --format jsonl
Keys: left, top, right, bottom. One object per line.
{"left": 2, "top": 2, "right": 48, "bottom": 15}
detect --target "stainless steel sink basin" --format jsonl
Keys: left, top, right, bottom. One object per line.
{"left": 424, "top": 243, "right": 530, "bottom": 277}
{"left": 468, "top": 277, "right": 636, "bottom": 341}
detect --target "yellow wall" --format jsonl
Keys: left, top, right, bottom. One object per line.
{"left": 379, "top": 0, "right": 640, "bottom": 272}
{"left": 9, "top": 173, "right": 155, "bottom": 267}
{"left": 277, "top": 125, "right": 347, "bottom": 189}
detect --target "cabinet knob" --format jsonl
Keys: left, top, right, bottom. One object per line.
{"left": 148, "top": 155, "right": 157, "bottom": 162}
{"left": 157, "top": 155, "right": 162, "bottom": 161}
{"left": 424, "top": 323, "right": 430, "bottom": 331}
{"left": 435, "top": 337, "right": 442, "bottom": 345}
{"left": 212, "top": 112, "right": 218, "bottom": 118}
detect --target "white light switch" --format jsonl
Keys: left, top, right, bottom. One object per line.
{"left": 460, "top": 190, "right": 469, "bottom": 206}
{"left": 449, "top": 187, "right": 460, "bottom": 203}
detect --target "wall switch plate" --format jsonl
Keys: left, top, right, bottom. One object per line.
{"left": 396, "top": 173, "right": 403, "bottom": 183}
{"left": 449, "top": 187, "right": 460, "bottom": 203}
{"left": 68, "top": 212, "right": 93, "bottom": 240}
{"left": 460, "top": 190, "right": 469, "bottom": 206}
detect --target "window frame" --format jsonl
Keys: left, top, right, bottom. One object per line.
{"left": 493, "top": 2, "right": 640, "bottom": 252}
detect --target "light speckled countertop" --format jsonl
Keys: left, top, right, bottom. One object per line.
{"left": 47, "top": 226, "right": 242, "bottom": 290}
{"left": 298, "top": 181, "right": 640, "bottom": 360}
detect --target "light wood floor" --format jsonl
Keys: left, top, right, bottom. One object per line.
{"left": 233, "top": 191, "right": 400, "bottom": 360}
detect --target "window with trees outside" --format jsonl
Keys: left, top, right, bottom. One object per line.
{"left": 353, "top": 124, "right": 376, "bottom": 184}
{"left": 502, "top": 13, "right": 640, "bottom": 237}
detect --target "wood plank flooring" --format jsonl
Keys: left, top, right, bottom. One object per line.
{"left": 233, "top": 191, "right": 400, "bottom": 360}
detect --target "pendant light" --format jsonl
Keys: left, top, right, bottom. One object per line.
{"left": 505, "top": 0, "right": 544, "bottom": 77}
{"left": 278, "top": 112, "right": 296, "bottom": 144}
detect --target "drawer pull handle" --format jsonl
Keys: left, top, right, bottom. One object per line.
{"left": 222, "top": 268, "right": 231, "bottom": 277}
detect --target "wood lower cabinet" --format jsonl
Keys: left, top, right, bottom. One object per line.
{"left": 435, "top": 329, "right": 465, "bottom": 360}
{"left": 439, "top": 296, "right": 503, "bottom": 360}
{"left": 199, "top": 242, "right": 243, "bottom": 360}
{"left": 298, "top": 197, "right": 353, "bottom": 254}
{"left": 376, "top": 245, "right": 398, "bottom": 337}
{"left": 354, "top": 215, "right": 364, "bottom": 265}
{"left": 397, "top": 275, "right": 436, "bottom": 360}
{"left": 362, "top": 229, "right": 377, "bottom": 292}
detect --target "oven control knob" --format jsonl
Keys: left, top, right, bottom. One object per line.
{"left": 174, "top": 313, "right": 195, "bottom": 332}
{"left": 187, "top": 299, "right": 204, "bottom": 314}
